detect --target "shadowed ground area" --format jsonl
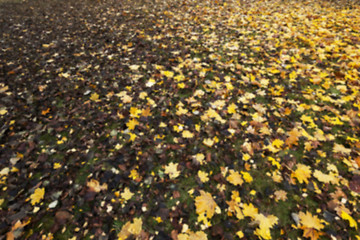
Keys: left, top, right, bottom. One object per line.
{"left": 0, "top": 0, "right": 360, "bottom": 239}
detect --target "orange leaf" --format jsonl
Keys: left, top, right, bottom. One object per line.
{"left": 142, "top": 107, "right": 151, "bottom": 117}
{"left": 41, "top": 108, "right": 50, "bottom": 115}
{"left": 286, "top": 128, "right": 301, "bottom": 147}
{"left": 301, "top": 227, "right": 324, "bottom": 240}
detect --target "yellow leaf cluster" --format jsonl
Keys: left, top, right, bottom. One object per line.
{"left": 87, "top": 179, "right": 108, "bottom": 193}
{"left": 117, "top": 218, "right": 142, "bottom": 240}
{"left": 299, "top": 211, "right": 325, "bottom": 230}
{"left": 178, "top": 230, "right": 207, "bottom": 240}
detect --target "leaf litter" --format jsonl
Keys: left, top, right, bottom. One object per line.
{"left": 0, "top": 0, "right": 359, "bottom": 239}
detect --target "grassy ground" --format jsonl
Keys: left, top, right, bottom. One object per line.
{"left": 0, "top": 0, "right": 360, "bottom": 239}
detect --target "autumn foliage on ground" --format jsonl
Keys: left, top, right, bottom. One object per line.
{"left": 0, "top": 0, "right": 360, "bottom": 239}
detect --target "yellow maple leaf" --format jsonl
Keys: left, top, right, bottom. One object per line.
{"left": 129, "top": 107, "right": 142, "bottom": 118}
{"left": 272, "top": 139, "right": 284, "bottom": 149}
{"left": 129, "top": 169, "right": 139, "bottom": 180}
{"left": 161, "top": 70, "right": 174, "bottom": 78}
{"left": 198, "top": 170, "right": 209, "bottom": 183}
{"left": 121, "top": 187, "right": 134, "bottom": 201}
{"left": 203, "top": 138, "right": 214, "bottom": 147}
{"left": 341, "top": 211, "right": 358, "bottom": 229}
{"left": 243, "top": 153, "right": 251, "bottom": 161}
{"left": 90, "top": 93, "right": 99, "bottom": 101}
{"left": 313, "top": 170, "right": 339, "bottom": 185}
{"left": 227, "top": 103, "right": 237, "bottom": 114}
{"left": 128, "top": 132, "right": 137, "bottom": 142}
{"left": 236, "top": 231, "right": 244, "bottom": 238}
{"left": 195, "top": 190, "right": 219, "bottom": 220}
{"left": 292, "top": 164, "right": 312, "bottom": 184}
{"left": 254, "top": 213, "right": 278, "bottom": 240}
{"left": 0, "top": 108, "right": 8, "bottom": 115}
{"left": 226, "top": 170, "right": 243, "bottom": 186}
{"left": 30, "top": 188, "right": 45, "bottom": 205}
{"left": 299, "top": 211, "right": 324, "bottom": 230}
{"left": 117, "top": 218, "right": 142, "bottom": 240}
{"left": 241, "top": 171, "right": 253, "bottom": 183}
{"left": 333, "top": 143, "right": 351, "bottom": 155}
{"left": 53, "top": 163, "right": 61, "bottom": 169}
{"left": 242, "top": 203, "right": 258, "bottom": 219}
{"left": 126, "top": 118, "right": 139, "bottom": 130}
{"left": 274, "top": 190, "right": 287, "bottom": 202}
{"left": 182, "top": 130, "right": 194, "bottom": 138}
{"left": 164, "top": 162, "right": 180, "bottom": 179}
{"left": 194, "top": 153, "right": 205, "bottom": 165}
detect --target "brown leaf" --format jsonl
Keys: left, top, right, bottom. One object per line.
{"left": 55, "top": 211, "right": 72, "bottom": 225}
{"left": 206, "top": 152, "right": 212, "bottom": 162}
{"left": 173, "top": 191, "right": 181, "bottom": 199}
{"left": 171, "top": 230, "right": 178, "bottom": 240}
{"left": 349, "top": 175, "right": 360, "bottom": 193}
{"left": 211, "top": 224, "right": 224, "bottom": 237}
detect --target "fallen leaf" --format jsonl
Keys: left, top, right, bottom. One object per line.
{"left": 30, "top": 187, "right": 45, "bottom": 205}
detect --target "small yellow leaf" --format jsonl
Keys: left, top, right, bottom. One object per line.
{"left": 241, "top": 171, "right": 253, "bottom": 183}
{"left": 90, "top": 93, "right": 99, "bottom": 101}
{"left": 182, "top": 130, "right": 194, "bottom": 138}
{"left": 227, "top": 103, "right": 237, "bottom": 114}
{"left": 236, "top": 230, "right": 244, "bottom": 238}
{"left": 243, "top": 154, "right": 251, "bottom": 161}
{"left": 121, "top": 187, "right": 134, "bottom": 201}
{"left": 129, "top": 65, "right": 140, "bottom": 71}
{"left": 128, "top": 132, "right": 137, "bottom": 142}
{"left": 164, "top": 162, "right": 180, "bottom": 179}
{"left": 272, "top": 139, "right": 284, "bottom": 149}
{"left": 30, "top": 188, "right": 45, "bottom": 205}
{"left": 198, "top": 170, "right": 209, "bottom": 183}
{"left": 242, "top": 203, "right": 258, "bottom": 219}
{"left": 274, "top": 190, "right": 287, "bottom": 202}
{"left": 195, "top": 153, "right": 205, "bottom": 165}
{"left": 0, "top": 109, "right": 8, "bottom": 115}
{"left": 126, "top": 118, "right": 139, "bottom": 130}
{"left": 161, "top": 70, "right": 174, "bottom": 78}
{"left": 154, "top": 216, "right": 163, "bottom": 223}
{"left": 53, "top": 163, "right": 61, "bottom": 169}
{"left": 203, "top": 138, "right": 214, "bottom": 147}
{"left": 341, "top": 211, "right": 358, "bottom": 229}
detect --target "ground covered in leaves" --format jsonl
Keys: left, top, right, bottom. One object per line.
{"left": 1, "top": 0, "right": 360, "bottom": 239}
